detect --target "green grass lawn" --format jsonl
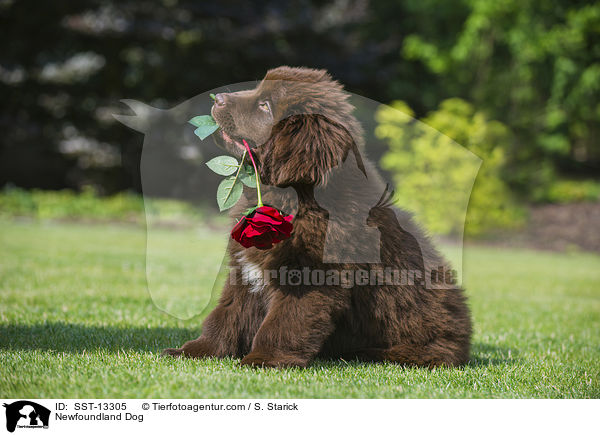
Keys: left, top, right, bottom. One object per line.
{"left": 1, "top": 219, "right": 599, "bottom": 398}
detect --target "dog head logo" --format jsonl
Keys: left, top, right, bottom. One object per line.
{"left": 3, "top": 401, "right": 50, "bottom": 432}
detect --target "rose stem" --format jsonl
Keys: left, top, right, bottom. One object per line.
{"left": 242, "top": 139, "right": 263, "bottom": 207}
{"left": 223, "top": 149, "right": 247, "bottom": 205}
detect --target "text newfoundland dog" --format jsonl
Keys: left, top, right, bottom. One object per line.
{"left": 163, "top": 66, "right": 471, "bottom": 368}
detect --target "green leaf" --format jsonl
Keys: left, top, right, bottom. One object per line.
{"left": 243, "top": 206, "right": 259, "bottom": 216}
{"left": 239, "top": 164, "right": 257, "bottom": 188}
{"left": 209, "top": 93, "right": 216, "bottom": 101}
{"left": 216, "top": 176, "right": 243, "bottom": 211}
{"left": 189, "top": 114, "right": 217, "bottom": 128}
{"left": 206, "top": 156, "right": 240, "bottom": 176}
{"left": 188, "top": 115, "right": 219, "bottom": 140}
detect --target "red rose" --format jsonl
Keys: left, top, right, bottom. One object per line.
{"left": 231, "top": 205, "right": 294, "bottom": 249}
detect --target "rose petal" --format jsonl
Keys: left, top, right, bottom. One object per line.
{"left": 231, "top": 205, "right": 293, "bottom": 249}
{"left": 251, "top": 213, "right": 281, "bottom": 225}
{"left": 255, "top": 206, "right": 281, "bottom": 219}
{"left": 231, "top": 217, "right": 248, "bottom": 241}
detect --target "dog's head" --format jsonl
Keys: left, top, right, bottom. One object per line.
{"left": 211, "top": 66, "right": 363, "bottom": 187}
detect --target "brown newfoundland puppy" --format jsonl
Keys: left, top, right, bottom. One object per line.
{"left": 163, "top": 66, "right": 471, "bottom": 368}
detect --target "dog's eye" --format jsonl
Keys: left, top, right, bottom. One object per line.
{"left": 258, "top": 101, "right": 271, "bottom": 113}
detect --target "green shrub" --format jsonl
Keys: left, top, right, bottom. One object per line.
{"left": 0, "top": 187, "right": 210, "bottom": 224}
{"left": 534, "top": 180, "right": 600, "bottom": 204}
{"left": 377, "top": 98, "right": 524, "bottom": 236}
{"left": 0, "top": 187, "right": 37, "bottom": 217}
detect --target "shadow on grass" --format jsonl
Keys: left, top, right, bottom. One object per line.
{"left": 0, "top": 322, "right": 520, "bottom": 368}
{"left": 0, "top": 322, "right": 198, "bottom": 353}
{"left": 468, "top": 342, "right": 521, "bottom": 367}
{"left": 312, "top": 342, "right": 521, "bottom": 370}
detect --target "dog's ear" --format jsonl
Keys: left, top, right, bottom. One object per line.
{"left": 258, "top": 114, "right": 365, "bottom": 187}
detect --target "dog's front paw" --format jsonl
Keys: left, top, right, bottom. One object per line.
{"left": 163, "top": 338, "right": 218, "bottom": 359}
{"left": 161, "top": 347, "right": 184, "bottom": 358}
{"left": 240, "top": 350, "right": 276, "bottom": 367}
{"left": 240, "top": 350, "right": 308, "bottom": 368}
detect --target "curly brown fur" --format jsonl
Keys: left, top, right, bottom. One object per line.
{"left": 163, "top": 66, "right": 472, "bottom": 368}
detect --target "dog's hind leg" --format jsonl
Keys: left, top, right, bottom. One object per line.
{"left": 348, "top": 336, "right": 470, "bottom": 368}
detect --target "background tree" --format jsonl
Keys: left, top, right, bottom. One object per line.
{"left": 400, "top": 0, "right": 600, "bottom": 196}
{"left": 1, "top": 0, "right": 598, "bottom": 210}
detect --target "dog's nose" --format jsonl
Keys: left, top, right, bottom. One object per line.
{"left": 214, "top": 93, "right": 226, "bottom": 107}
